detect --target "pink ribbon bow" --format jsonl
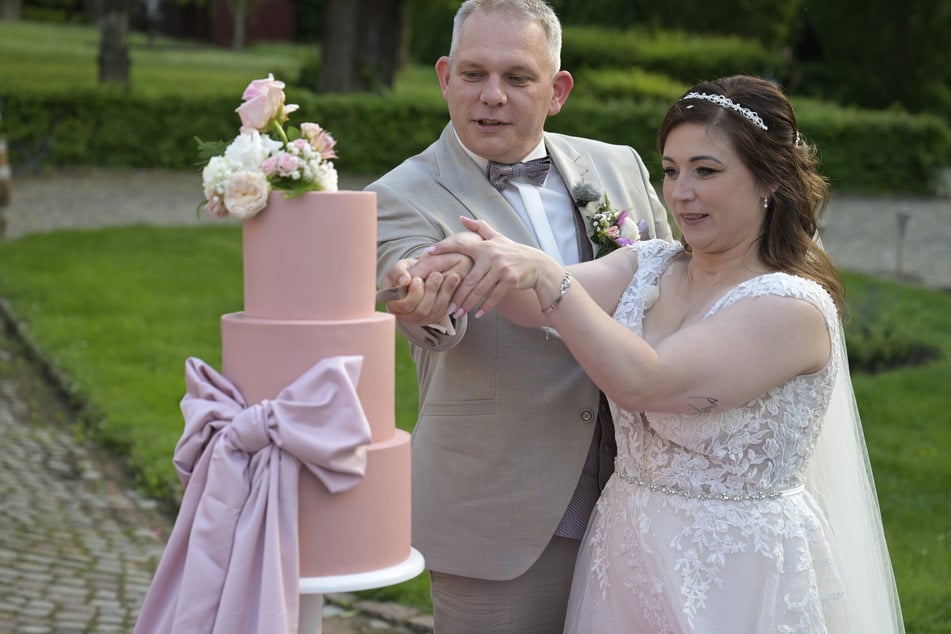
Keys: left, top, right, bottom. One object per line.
{"left": 134, "top": 355, "right": 371, "bottom": 634}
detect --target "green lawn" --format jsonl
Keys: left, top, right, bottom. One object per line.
{"left": 0, "top": 20, "right": 439, "bottom": 100}
{"left": 0, "top": 224, "right": 948, "bottom": 627}
{"left": 0, "top": 20, "right": 312, "bottom": 97}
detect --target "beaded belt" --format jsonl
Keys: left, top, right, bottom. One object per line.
{"left": 615, "top": 468, "right": 805, "bottom": 502}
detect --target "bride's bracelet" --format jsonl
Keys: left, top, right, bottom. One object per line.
{"left": 540, "top": 271, "right": 571, "bottom": 341}
{"left": 541, "top": 271, "right": 572, "bottom": 315}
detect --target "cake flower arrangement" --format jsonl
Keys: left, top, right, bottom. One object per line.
{"left": 197, "top": 74, "right": 339, "bottom": 220}
{"left": 572, "top": 182, "right": 648, "bottom": 257}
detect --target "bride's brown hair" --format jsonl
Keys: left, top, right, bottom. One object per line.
{"left": 657, "top": 75, "right": 844, "bottom": 315}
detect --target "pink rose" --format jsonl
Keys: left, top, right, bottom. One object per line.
{"left": 223, "top": 170, "right": 270, "bottom": 219}
{"left": 262, "top": 151, "right": 302, "bottom": 177}
{"left": 235, "top": 73, "right": 299, "bottom": 132}
{"left": 260, "top": 155, "right": 277, "bottom": 175}
{"left": 278, "top": 153, "right": 300, "bottom": 174}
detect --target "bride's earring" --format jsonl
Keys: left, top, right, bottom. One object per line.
{"left": 762, "top": 197, "right": 769, "bottom": 209}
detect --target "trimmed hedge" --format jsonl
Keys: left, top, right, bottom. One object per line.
{"left": 562, "top": 28, "right": 789, "bottom": 87}
{"left": 5, "top": 86, "right": 950, "bottom": 195}
{"left": 553, "top": 1, "right": 800, "bottom": 51}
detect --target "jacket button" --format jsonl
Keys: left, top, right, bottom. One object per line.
{"left": 581, "top": 409, "right": 594, "bottom": 423}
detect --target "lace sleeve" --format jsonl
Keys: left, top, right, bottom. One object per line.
{"left": 708, "top": 272, "right": 839, "bottom": 334}
{"left": 613, "top": 240, "right": 682, "bottom": 326}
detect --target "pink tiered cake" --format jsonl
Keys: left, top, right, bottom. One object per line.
{"left": 220, "top": 190, "right": 412, "bottom": 577}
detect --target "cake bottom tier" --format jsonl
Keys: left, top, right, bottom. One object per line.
{"left": 299, "top": 428, "right": 412, "bottom": 578}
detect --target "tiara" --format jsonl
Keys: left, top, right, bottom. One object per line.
{"left": 682, "top": 92, "right": 768, "bottom": 131}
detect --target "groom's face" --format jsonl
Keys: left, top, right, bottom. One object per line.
{"left": 436, "top": 11, "right": 571, "bottom": 164}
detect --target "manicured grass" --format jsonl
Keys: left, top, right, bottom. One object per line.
{"left": 0, "top": 20, "right": 440, "bottom": 100}
{"left": 0, "top": 225, "right": 948, "bottom": 626}
{"left": 0, "top": 20, "right": 312, "bottom": 97}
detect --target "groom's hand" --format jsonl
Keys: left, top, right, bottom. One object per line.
{"left": 383, "top": 254, "right": 472, "bottom": 326}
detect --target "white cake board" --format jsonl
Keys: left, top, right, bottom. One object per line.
{"left": 298, "top": 548, "right": 425, "bottom": 634}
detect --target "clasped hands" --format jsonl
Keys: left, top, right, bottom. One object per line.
{"left": 381, "top": 217, "right": 556, "bottom": 323}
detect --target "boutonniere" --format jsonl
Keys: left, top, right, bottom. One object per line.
{"left": 572, "top": 183, "right": 649, "bottom": 258}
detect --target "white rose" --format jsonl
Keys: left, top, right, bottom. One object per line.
{"left": 223, "top": 170, "right": 270, "bottom": 219}
{"left": 224, "top": 131, "right": 282, "bottom": 170}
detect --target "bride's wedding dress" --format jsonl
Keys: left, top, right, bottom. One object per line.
{"left": 564, "top": 241, "right": 903, "bottom": 633}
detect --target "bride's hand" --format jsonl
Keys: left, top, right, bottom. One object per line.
{"left": 427, "top": 216, "right": 552, "bottom": 317}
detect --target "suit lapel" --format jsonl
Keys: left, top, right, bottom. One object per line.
{"left": 546, "top": 134, "right": 599, "bottom": 261}
{"left": 546, "top": 134, "right": 600, "bottom": 203}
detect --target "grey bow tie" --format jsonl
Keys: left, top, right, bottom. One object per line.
{"left": 487, "top": 156, "right": 552, "bottom": 191}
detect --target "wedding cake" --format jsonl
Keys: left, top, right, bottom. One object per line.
{"left": 219, "top": 190, "right": 412, "bottom": 577}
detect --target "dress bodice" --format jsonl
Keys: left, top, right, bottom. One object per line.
{"left": 611, "top": 240, "right": 841, "bottom": 500}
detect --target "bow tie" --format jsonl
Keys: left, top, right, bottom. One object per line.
{"left": 487, "top": 156, "right": 552, "bottom": 191}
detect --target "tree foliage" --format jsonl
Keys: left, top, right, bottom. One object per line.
{"left": 550, "top": 0, "right": 800, "bottom": 49}
{"left": 792, "top": 0, "right": 951, "bottom": 119}
{"left": 546, "top": 0, "right": 950, "bottom": 121}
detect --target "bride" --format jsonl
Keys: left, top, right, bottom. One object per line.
{"left": 414, "top": 75, "right": 904, "bottom": 632}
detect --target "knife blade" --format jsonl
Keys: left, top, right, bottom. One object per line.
{"left": 375, "top": 285, "right": 409, "bottom": 304}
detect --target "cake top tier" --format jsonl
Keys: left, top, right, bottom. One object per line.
{"left": 242, "top": 190, "right": 378, "bottom": 320}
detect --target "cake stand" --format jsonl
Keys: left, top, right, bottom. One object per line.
{"left": 298, "top": 548, "right": 425, "bottom": 633}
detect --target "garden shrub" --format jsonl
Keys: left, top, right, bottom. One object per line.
{"left": 562, "top": 27, "right": 788, "bottom": 87}
{"left": 4, "top": 83, "right": 950, "bottom": 195}
{"left": 845, "top": 285, "right": 942, "bottom": 374}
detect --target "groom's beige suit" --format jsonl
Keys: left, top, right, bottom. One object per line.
{"left": 371, "top": 124, "right": 670, "bottom": 581}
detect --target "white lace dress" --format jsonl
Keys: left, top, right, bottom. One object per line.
{"left": 564, "top": 241, "right": 857, "bottom": 633}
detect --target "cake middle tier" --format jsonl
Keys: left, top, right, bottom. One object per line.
{"left": 221, "top": 311, "right": 396, "bottom": 443}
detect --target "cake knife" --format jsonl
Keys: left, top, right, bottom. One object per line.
{"left": 375, "top": 285, "right": 409, "bottom": 304}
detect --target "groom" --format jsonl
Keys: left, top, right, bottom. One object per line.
{"left": 371, "top": 0, "right": 671, "bottom": 630}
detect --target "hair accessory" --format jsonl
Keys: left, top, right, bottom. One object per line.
{"left": 682, "top": 92, "right": 768, "bottom": 131}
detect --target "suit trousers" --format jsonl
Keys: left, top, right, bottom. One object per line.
{"left": 429, "top": 535, "right": 581, "bottom": 633}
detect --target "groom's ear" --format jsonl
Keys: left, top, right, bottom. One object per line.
{"left": 549, "top": 71, "right": 574, "bottom": 116}
{"left": 435, "top": 56, "right": 452, "bottom": 96}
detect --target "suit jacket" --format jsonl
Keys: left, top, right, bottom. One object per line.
{"left": 370, "top": 124, "right": 671, "bottom": 580}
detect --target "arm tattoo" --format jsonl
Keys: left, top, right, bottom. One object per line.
{"left": 687, "top": 396, "right": 718, "bottom": 414}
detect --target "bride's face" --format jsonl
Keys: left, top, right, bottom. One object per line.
{"left": 661, "top": 123, "right": 769, "bottom": 254}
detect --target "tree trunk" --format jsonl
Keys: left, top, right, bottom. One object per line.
{"left": 230, "top": 0, "right": 248, "bottom": 51}
{"left": 0, "top": 0, "right": 23, "bottom": 20}
{"left": 98, "top": 0, "right": 130, "bottom": 85}
{"left": 317, "top": 0, "right": 406, "bottom": 94}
